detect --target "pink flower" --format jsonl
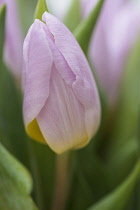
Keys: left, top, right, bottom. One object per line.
{"left": 82, "top": 0, "right": 140, "bottom": 105}
{"left": 22, "top": 12, "right": 100, "bottom": 154}
{"left": 0, "top": 0, "right": 23, "bottom": 78}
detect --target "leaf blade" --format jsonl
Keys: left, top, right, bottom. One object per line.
{"left": 88, "top": 161, "right": 140, "bottom": 210}
{"left": 74, "top": 0, "right": 104, "bottom": 54}
{"left": 0, "top": 143, "right": 38, "bottom": 210}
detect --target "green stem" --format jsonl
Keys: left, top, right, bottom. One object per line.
{"left": 52, "top": 152, "right": 70, "bottom": 210}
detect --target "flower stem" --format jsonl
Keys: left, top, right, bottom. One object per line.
{"left": 52, "top": 152, "right": 70, "bottom": 210}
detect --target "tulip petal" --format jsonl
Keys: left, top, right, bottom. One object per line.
{"left": 46, "top": 36, "right": 76, "bottom": 85}
{"left": 37, "top": 64, "right": 88, "bottom": 154}
{"left": 23, "top": 19, "right": 53, "bottom": 126}
{"left": 42, "top": 12, "right": 100, "bottom": 139}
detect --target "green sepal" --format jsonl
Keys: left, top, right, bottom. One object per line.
{"left": 87, "top": 161, "right": 140, "bottom": 210}
{"left": 34, "top": 0, "right": 48, "bottom": 21}
{"left": 0, "top": 4, "right": 6, "bottom": 63}
{"left": 0, "top": 142, "right": 38, "bottom": 210}
{"left": 74, "top": 0, "right": 104, "bottom": 54}
{"left": 64, "top": 0, "right": 81, "bottom": 32}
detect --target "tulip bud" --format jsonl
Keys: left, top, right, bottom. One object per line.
{"left": 82, "top": 0, "right": 140, "bottom": 105}
{"left": 0, "top": 0, "right": 23, "bottom": 78}
{"left": 23, "top": 12, "right": 100, "bottom": 154}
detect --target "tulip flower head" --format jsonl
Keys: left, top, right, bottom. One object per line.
{"left": 82, "top": 0, "right": 140, "bottom": 105}
{"left": 0, "top": 0, "right": 23, "bottom": 78}
{"left": 23, "top": 12, "right": 100, "bottom": 154}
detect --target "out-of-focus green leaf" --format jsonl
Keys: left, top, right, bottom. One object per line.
{"left": 87, "top": 160, "right": 140, "bottom": 210}
{"left": 127, "top": 179, "right": 140, "bottom": 210}
{"left": 64, "top": 0, "right": 81, "bottom": 32}
{"left": 34, "top": 0, "right": 48, "bottom": 21}
{"left": 0, "top": 142, "right": 38, "bottom": 210}
{"left": 66, "top": 146, "right": 110, "bottom": 210}
{"left": 0, "top": 4, "right": 6, "bottom": 62}
{"left": 28, "top": 140, "right": 55, "bottom": 210}
{"left": 107, "top": 138, "right": 139, "bottom": 190}
{"left": 74, "top": 0, "right": 104, "bottom": 54}
{"left": 108, "top": 36, "right": 140, "bottom": 159}
{"left": 18, "top": 0, "right": 37, "bottom": 35}
{"left": 0, "top": 64, "right": 30, "bottom": 167}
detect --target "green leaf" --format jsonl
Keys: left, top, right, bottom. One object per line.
{"left": 34, "top": 0, "right": 48, "bottom": 21}
{"left": 0, "top": 142, "right": 38, "bottom": 210}
{"left": 108, "top": 36, "right": 140, "bottom": 159}
{"left": 0, "top": 63, "right": 30, "bottom": 168}
{"left": 17, "top": 0, "right": 37, "bottom": 36}
{"left": 0, "top": 4, "right": 6, "bottom": 63}
{"left": 66, "top": 147, "right": 110, "bottom": 210}
{"left": 28, "top": 141, "right": 56, "bottom": 210}
{"left": 87, "top": 160, "right": 140, "bottom": 210}
{"left": 107, "top": 138, "right": 139, "bottom": 190}
{"left": 64, "top": 0, "right": 81, "bottom": 32}
{"left": 74, "top": 0, "right": 104, "bottom": 54}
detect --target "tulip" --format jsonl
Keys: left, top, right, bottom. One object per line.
{"left": 82, "top": 0, "right": 140, "bottom": 105}
{"left": 0, "top": 0, "right": 23, "bottom": 78}
{"left": 22, "top": 12, "right": 100, "bottom": 154}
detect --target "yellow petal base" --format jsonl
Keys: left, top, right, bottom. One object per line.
{"left": 26, "top": 119, "right": 46, "bottom": 144}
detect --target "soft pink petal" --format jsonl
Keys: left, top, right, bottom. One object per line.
{"left": 46, "top": 34, "right": 76, "bottom": 85}
{"left": 23, "top": 20, "right": 53, "bottom": 126}
{"left": 42, "top": 12, "right": 101, "bottom": 139}
{"left": 37, "top": 65, "right": 88, "bottom": 154}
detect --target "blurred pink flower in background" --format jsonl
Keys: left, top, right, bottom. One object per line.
{"left": 0, "top": 0, "right": 23, "bottom": 78}
{"left": 23, "top": 12, "right": 100, "bottom": 154}
{"left": 81, "top": 0, "right": 98, "bottom": 19}
{"left": 82, "top": 0, "right": 140, "bottom": 105}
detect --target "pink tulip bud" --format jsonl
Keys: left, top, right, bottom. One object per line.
{"left": 82, "top": 0, "right": 140, "bottom": 105}
{"left": 0, "top": 0, "right": 23, "bottom": 78}
{"left": 22, "top": 12, "right": 100, "bottom": 154}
